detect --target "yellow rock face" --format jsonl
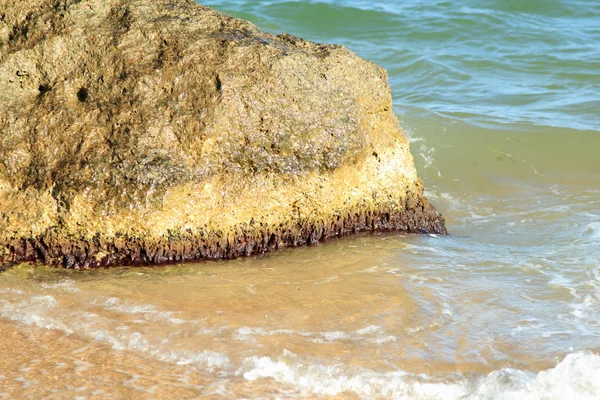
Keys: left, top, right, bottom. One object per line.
{"left": 0, "top": 0, "right": 445, "bottom": 267}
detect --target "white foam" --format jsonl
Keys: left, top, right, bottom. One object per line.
{"left": 0, "top": 296, "right": 74, "bottom": 334}
{"left": 0, "top": 288, "right": 24, "bottom": 295}
{"left": 241, "top": 350, "right": 467, "bottom": 399}
{"left": 96, "top": 297, "right": 186, "bottom": 324}
{"left": 40, "top": 279, "right": 79, "bottom": 292}
{"left": 0, "top": 293, "right": 229, "bottom": 372}
{"left": 585, "top": 222, "right": 600, "bottom": 240}
{"left": 232, "top": 324, "right": 392, "bottom": 345}
{"left": 240, "top": 351, "right": 600, "bottom": 400}
{"left": 470, "top": 352, "right": 600, "bottom": 400}
{"left": 160, "top": 349, "right": 230, "bottom": 370}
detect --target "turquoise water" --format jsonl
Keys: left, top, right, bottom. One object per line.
{"left": 1, "top": 1, "right": 599, "bottom": 399}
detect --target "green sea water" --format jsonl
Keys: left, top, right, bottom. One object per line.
{"left": 1, "top": 1, "right": 599, "bottom": 399}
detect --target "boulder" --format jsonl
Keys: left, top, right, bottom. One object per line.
{"left": 0, "top": 0, "right": 446, "bottom": 268}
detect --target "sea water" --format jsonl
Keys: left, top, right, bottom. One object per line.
{"left": 1, "top": 0, "right": 599, "bottom": 398}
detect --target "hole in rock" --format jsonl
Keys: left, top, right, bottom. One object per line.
{"left": 77, "top": 87, "right": 89, "bottom": 102}
{"left": 38, "top": 84, "right": 50, "bottom": 95}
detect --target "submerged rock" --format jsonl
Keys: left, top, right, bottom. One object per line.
{"left": 0, "top": 0, "right": 446, "bottom": 268}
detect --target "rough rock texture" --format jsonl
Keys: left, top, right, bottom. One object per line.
{"left": 0, "top": 0, "right": 446, "bottom": 268}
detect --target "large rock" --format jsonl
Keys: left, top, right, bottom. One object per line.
{"left": 0, "top": 0, "right": 446, "bottom": 268}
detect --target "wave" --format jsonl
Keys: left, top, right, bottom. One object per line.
{"left": 1, "top": 249, "right": 600, "bottom": 398}
{"left": 241, "top": 350, "right": 600, "bottom": 399}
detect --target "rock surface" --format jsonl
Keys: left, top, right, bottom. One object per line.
{"left": 0, "top": 0, "right": 446, "bottom": 268}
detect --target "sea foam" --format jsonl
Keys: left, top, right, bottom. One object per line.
{"left": 240, "top": 350, "right": 600, "bottom": 400}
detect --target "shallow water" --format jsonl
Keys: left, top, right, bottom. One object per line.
{"left": 2, "top": 0, "right": 600, "bottom": 398}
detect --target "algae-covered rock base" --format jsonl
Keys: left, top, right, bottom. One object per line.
{"left": 0, "top": 0, "right": 446, "bottom": 268}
